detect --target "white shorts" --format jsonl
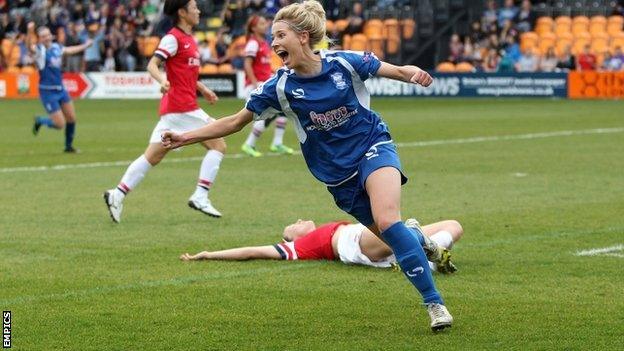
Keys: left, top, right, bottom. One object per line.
{"left": 149, "top": 109, "right": 215, "bottom": 143}
{"left": 337, "top": 224, "right": 396, "bottom": 268}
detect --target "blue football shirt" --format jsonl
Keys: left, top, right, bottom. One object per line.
{"left": 246, "top": 50, "right": 391, "bottom": 185}
{"left": 35, "top": 43, "right": 64, "bottom": 91}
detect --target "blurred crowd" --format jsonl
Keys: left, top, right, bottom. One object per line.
{"left": 444, "top": 0, "right": 624, "bottom": 72}
{"left": 0, "top": 0, "right": 415, "bottom": 73}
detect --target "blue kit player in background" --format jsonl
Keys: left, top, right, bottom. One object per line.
{"left": 27, "top": 21, "right": 92, "bottom": 153}
{"left": 162, "top": 0, "right": 453, "bottom": 332}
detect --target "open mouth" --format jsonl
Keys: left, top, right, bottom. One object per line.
{"left": 276, "top": 49, "right": 289, "bottom": 63}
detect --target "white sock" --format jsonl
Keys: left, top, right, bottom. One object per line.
{"left": 428, "top": 261, "right": 437, "bottom": 272}
{"left": 117, "top": 154, "right": 152, "bottom": 199}
{"left": 194, "top": 150, "right": 224, "bottom": 197}
{"left": 430, "top": 230, "right": 454, "bottom": 250}
{"left": 271, "top": 116, "right": 287, "bottom": 146}
{"left": 244, "top": 120, "right": 266, "bottom": 148}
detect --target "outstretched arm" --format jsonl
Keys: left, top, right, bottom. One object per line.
{"left": 376, "top": 62, "right": 433, "bottom": 87}
{"left": 62, "top": 39, "right": 93, "bottom": 56}
{"left": 180, "top": 245, "right": 282, "bottom": 261}
{"left": 162, "top": 108, "right": 253, "bottom": 149}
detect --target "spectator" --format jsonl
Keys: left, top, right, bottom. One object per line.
{"left": 81, "top": 21, "right": 105, "bottom": 71}
{"left": 501, "top": 35, "right": 521, "bottom": 63}
{"left": 576, "top": 44, "right": 597, "bottom": 71}
{"left": 64, "top": 21, "right": 83, "bottom": 72}
{"left": 117, "top": 25, "right": 139, "bottom": 71}
{"left": 199, "top": 39, "right": 219, "bottom": 64}
{"left": 516, "top": 48, "right": 538, "bottom": 72}
{"left": 482, "top": 0, "right": 498, "bottom": 28}
{"left": 103, "top": 46, "right": 116, "bottom": 72}
{"left": 539, "top": 47, "right": 558, "bottom": 72}
{"left": 469, "top": 20, "right": 487, "bottom": 47}
{"left": 498, "top": 0, "right": 518, "bottom": 28}
{"left": 448, "top": 34, "right": 464, "bottom": 63}
{"left": 556, "top": 45, "right": 576, "bottom": 71}
{"left": 344, "top": 2, "right": 364, "bottom": 35}
{"left": 482, "top": 47, "right": 500, "bottom": 72}
{"left": 515, "top": 0, "right": 535, "bottom": 33}
{"left": 604, "top": 47, "right": 624, "bottom": 71}
{"left": 223, "top": 0, "right": 248, "bottom": 38}
{"left": 497, "top": 50, "right": 516, "bottom": 72}
{"left": 499, "top": 19, "right": 517, "bottom": 45}
{"left": 462, "top": 36, "right": 474, "bottom": 62}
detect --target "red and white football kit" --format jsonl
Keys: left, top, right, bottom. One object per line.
{"left": 149, "top": 27, "right": 215, "bottom": 144}
{"left": 244, "top": 36, "right": 272, "bottom": 87}
{"left": 274, "top": 221, "right": 349, "bottom": 260}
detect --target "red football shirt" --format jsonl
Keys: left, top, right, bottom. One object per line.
{"left": 275, "top": 221, "right": 350, "bottom": 260}
{"left": 578, "top": 53, "right": 597, "bottom": 71}
{"left": 244, "top": 36, "right": 272, "bottom": 86}
{"left": 154, "top": 27, "right": 200, "bottom": 115}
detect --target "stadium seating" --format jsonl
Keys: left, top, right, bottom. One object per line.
{"left": 435, "top": 61, "right": 455, "bottom": 72}
{"left": 455, "top": 62, "right": 475, "bottom": 72}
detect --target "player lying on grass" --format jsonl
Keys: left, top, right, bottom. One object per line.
{"left": 181, "top": 218, "right": 463, "bottom": 273}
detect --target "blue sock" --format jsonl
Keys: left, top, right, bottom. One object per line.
{"left": 65, "top": 122, "right": 75, "bottom": 149}
{"left": 381, "top": 221, "right": 443, "bottom": 305}
{"left": 36, "top": 116, "right": 60, "bottom": 129}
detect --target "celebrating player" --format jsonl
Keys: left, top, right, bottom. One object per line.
{"left": 162, "top": 1, "right": 451, "bottom": 331}
{"left": 103, "top": 0, "right": 225, "bottom": 223}
{"left": 181, "top": 218, "right": 463, "bottom": 274}
{"left": 240, "top": 14, "right": 294, "bottom": 157}
{"left": 28, "top": 22, "right": 92, "bottom": 153}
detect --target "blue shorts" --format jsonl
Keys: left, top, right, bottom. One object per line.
{"left": 326, "top": 140, "right": 408, "bottom": 226}
{"left": 40, "top": 89, "right": 71, "bottom": 114}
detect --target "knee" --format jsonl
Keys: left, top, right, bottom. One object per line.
{"left": 54, "top": 120, "right": 66, "bottom": 129}
{"left": 212, "top": 138, "right": 227, "bottom": 154}
{"left": 144, "top": 153, "right": 163, "bottom": 166}
{"left": 375, "top": 216, "right": 401, "bottom": 233}
{"left": 448, "top": 220, "right": 464, "bottom": 242}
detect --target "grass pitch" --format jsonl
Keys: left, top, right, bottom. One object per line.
{"left": 1, "top": 98, "right": 623, "bottom": 350}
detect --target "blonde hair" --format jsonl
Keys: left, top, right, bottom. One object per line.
{"left": 274, "top": 0, "right": 328, "bottom": 48}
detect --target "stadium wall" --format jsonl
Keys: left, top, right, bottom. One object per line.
{"left": 1, "top": 72, "right": 623, "bottom": 100}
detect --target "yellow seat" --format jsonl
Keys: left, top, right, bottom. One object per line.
{"left": 217, "top": 63, "right": 234, "bottom": 74}
{"left": 436, "top": 62, "right": 455, "bottom": 72}
{"left": 349, "top": 33, "right": 368, "bottom": 51}
{"left": 200, "top": 64, "right": 218, "bottom": 74}
{"left": 401, "top": 19, "right": 416, "bottom": 40}
{"left": 455, "top": 62, "right": 475, "bottom": 72}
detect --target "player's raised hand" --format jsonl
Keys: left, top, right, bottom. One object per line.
{"left": 201, "top": 87, "right": 218, "bottom": 104}
{"left": 160, "top": 80, "right": 171, "bottom": 94}
{"left": 410, "top": 68, "right": 433, "bottom": 87}
{"left": 27, "top": 21, "right": 36, "bottom": 33}
{"left": 161, "top": 130, "right": 185, "bottom": 149}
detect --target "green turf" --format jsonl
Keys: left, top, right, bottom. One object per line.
{"left": 1, "top": 98, "right": 623, "bottom": 350}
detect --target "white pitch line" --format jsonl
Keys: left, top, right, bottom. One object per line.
{"left": 1, "top": 127, "right": 622, "bottom": 174}
{"left": 575, "top": 244, "right": 624, "bottom": 257}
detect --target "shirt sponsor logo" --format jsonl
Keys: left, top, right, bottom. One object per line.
{"left": 184, "top": 43, "right": 191, "bottom": 49}
{"left": 308, "top": 106, "right": 357, "bottom": 131}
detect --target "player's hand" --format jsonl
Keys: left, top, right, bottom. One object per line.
{"left": 84, "top": 39, "right": 93, "bottom": 48}
{"left": 161, "top": 130, "right": 186, "bottom": 149}
{"left": 180, "top": 253, "right": 192, "bottom": 261}
{"left": 27, "top": 22, "right": 35, "bottom": 32}
{"left": 160, "top": 80, "right": 170, "bottom": 94}
{"left": 409, "top": 68, "right": 433, "bottom": 87}
{"left": 201, "top": 87, "right": 218, "bottom": 104}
